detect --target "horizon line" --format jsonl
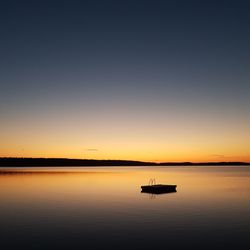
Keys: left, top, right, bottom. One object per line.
{"left": 0, "top": 157, "right": 249, "bottom": 166}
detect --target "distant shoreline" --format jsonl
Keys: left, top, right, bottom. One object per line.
{"left": 0, "top": 157, "right": 249, "bottom": 167}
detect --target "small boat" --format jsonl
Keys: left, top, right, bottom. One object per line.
{"left": 141, "top": 184, "right": 177, "bottom": 194}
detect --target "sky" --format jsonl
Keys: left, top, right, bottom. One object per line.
{"left": 0, "top": 0, "right": 250, "bottom": 162}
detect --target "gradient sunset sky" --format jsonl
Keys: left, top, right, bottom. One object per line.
{"left": 1, "top": 0, "right": 250, "bottom": 162}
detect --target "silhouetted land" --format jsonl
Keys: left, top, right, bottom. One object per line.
{"left": 0, "top": 158, "right": 249, "bottom": 167}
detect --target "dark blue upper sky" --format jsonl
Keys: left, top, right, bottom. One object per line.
{"left": 1, "top": 0, "right": 250, "bottom": 160}
{"left": 1, "top": 0, "right": 249, "bottom": 96}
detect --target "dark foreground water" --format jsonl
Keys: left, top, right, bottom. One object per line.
{"left": 0, "top": 166, "right": 250, "bottom": 250}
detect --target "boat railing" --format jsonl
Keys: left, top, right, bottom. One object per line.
{"left": 148, "top": 178, "right": 156, "bottom": 186}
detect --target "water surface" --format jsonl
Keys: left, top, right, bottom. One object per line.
{"left": 0, "top": 166, "right": 250, "bottom": 249}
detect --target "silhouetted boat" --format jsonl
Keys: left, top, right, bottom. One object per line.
{"left": 141, "top": 184, "right": 177, "bottom": 194}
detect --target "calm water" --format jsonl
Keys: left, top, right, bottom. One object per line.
{"left": 0, "top": 166, "right": 250, "bottom": 249}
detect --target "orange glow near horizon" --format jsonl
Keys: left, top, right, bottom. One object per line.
{"left": 1, "top": 135, "right": 250, "bottom": 163}
{"left": 1, "top": 103, "right": 250, "bottom": 163}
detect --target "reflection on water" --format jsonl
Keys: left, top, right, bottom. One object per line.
{"left": 0, "top": 166, "right": 250, "bottom": 249}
